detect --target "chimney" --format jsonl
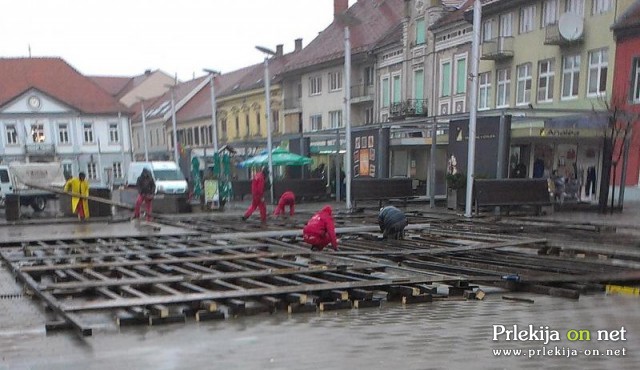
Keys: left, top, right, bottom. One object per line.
{"left": 334, "top": 0, "right": 348, "bottom": 16}
{"left": 275, "top": 44, "right": 284, "bottom": 57}
{"left": 294, "top": 38, "right": 303, "bottom": 52}
{"left": 144, "top": 69, "right": 152, "bottom": 75}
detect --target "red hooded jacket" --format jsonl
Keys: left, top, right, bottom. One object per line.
{"left": 251, "top": 171, "right": 266, "bottom": 198}
{"left": 303, "top": 205, "right": 338, "bottom": 248}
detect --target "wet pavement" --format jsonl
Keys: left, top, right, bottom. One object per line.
{"left": 1, "top": 199, "right": 639, "bottom": 369}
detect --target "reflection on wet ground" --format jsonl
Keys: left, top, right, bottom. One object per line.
{"left": 1, "top": 293, "right": 638, "bottom": 370}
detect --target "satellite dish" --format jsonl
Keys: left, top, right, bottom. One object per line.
{"left": 558, "top": 12, "right": 584, "bottom": 41}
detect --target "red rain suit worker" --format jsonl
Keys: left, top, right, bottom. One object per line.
{"left": 273, "top": 191, "right": 295, "bottom": 218}
{"left": 242, "top": 168, "right": 267, "bottom": 223}
{"left": 303, "top": 205, "right": 338, "bottom": 251}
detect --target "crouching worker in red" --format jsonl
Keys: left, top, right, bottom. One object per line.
{"left": 273, "top": 191, "right": 295, "bottom": 218}
{"left": 303, "top": 205, "right": 339, "bottom": 251}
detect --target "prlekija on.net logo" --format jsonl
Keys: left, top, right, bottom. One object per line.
{"left": 492, "top": 324, "right": 627, "bottom": 345}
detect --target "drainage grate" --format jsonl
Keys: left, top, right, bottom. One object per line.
{"left": 0, "top": 293, "right": 23, "bottom": 300}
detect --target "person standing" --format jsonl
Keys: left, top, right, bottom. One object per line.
{"left": 64, "top": 172, "right": 90, "bottom": 221}
{"left": 273, "top": 191, "right": 296, "bottom": 218}
{"left": 242, "top": 167, "right": 267, "bottom": 224}
{"left": 133, "top": 168, "right": 156, "bottom": 222}
{"left": 378, "top": 206, "right": 408, "bottom": 240}
{"left": 303, "top": 205, "right": 338, "bottom": 251}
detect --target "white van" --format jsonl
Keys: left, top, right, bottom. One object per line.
{"left": 126, "top": 161, "right": 188, "bottom": 194}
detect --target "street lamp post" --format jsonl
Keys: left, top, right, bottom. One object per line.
{"left": 165, "top": 84, "right": 180, "bottom": 168}
{"left": 203, "top": 69, "right": 220, "bottom": 153}
{"left": 255, "top": 45, "right": 276, "bottom": 203}
{"left": 137, "top": 97, "right": 149, "bottom": 161}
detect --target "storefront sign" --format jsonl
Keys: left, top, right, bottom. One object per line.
{"left": 351, "top": 127, "right": 390, "bottom": 178}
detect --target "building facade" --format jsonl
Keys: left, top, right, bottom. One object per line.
{"left": 0, "top": 58, "right": 131, "bottom": 187}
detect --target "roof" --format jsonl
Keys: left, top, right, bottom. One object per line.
{"left": 430, "top": 0, "right": 474, "bottom": 30}
{"left": 612, "top": 0, "right": 640, "bottom": 34}
{"left": 90, "top": 76, "right": 132, "bottom": 97}
{"left": 131, "top": 76, "right": 207, "bottom": 122}
{"left": 283, "top": 0, "right": 405, "bottom": 73}
{"left": 0, "top": 57, "right": 129, "bottom": 114}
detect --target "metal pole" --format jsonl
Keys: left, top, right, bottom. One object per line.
{"left": 430, "top": 118, "right": 437, "bottom": 208}
{"left": 263, "top": 56, "right": 274, "bottom": 203}
{"left": 465, "top": 0, "right": 481, "bottom": 218}
{"left": 495, "top": 111, "right": 507, "bottom": 216}
{"left": 169, "top": 87, "right": 179, "bottom": 168}
{"left": 336, "top": 128, "right": 341, "bottom": 201}
{"left": 208, "top": 73, "right": 219, "bottom": 153}
{"left": 344, "top": 26, "right": 352, "bottom": 210}
{"left": 140, "top": 100, "right": 149, "bottom": 161}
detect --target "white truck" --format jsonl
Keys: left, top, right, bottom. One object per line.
{"left": 0, "top": 162, "right": 66, "bottom": 212}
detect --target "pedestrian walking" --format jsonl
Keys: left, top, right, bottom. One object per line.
{"left": 63, "top": 172, "right": 90, "bottom": 221}
{"left": 273, "top": 191, "right": 295, "bottom": 218}
{"left": 303, "top": 205, "right": 338, "bottom": 251}
{"left": 133, "top": 168, "right": 156, "bottom": 222}
{"left": 378, "top": 206, "right": 408, "bottom": 240}
{"left": 242, "top": 167, "right": 267, "bottom": 224}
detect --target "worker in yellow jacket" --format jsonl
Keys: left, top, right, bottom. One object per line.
{"left": 64, "top": 172, "right": 90, "bottom": 220}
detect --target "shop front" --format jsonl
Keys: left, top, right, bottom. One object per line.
{"left": 510, "top": 115, "right": 606, "bottom": 202}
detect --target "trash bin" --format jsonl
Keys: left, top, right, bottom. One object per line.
{"left": 89, "top": 188, "right": 112, "bottom": 217}
{"left": 5, "top": 194, "right": 20, "bottom": 221}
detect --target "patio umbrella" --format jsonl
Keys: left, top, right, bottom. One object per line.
{"left": 239, "top": 147, "right": 312, "bottom": 168}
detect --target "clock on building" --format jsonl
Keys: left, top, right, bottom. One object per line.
{"left": 28, "top": 95, "right": 41, "bottom": 110}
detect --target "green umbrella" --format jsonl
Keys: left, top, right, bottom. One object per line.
{"left": 239, "top": 147, "right": 312, "bottom": 168}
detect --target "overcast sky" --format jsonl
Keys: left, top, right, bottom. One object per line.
{"left": 1, "top": 0, "right": 355, "bottom": 80}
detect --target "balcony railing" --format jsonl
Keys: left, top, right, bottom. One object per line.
{"left": 481, "top": 36, "right": 514, "bottom": 61}
{"left": 284, "top": 97, "right": 301, "bottom": 110}
{"left": 25, "top": 142, "right": 55, "bottom": 155}
{"left": 544, "top": 21, "right": 584, "bottom": 45}
{"left": 351, "top": 84, "right": 374, "bottom": 100}
{"left": 389, "top": 99, "right": 428, "bottom": 120}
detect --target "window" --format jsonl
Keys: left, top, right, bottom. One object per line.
{"left": 57, "top": 123, "right": 69, "bottom": 144}
{"left": 329, "top": 110, "right": 342, "bottom": 128}
{"left": 382, "top": 76, "right": 390, "bottom": 107}
{"left": 136, "top": 132, "right": 141, "bottom": 149}
{"left": 256, "top": 112, "right": 261, "bottom": 135}
{"left": 414, "top": 69, "right": 425, "bottom": 114}
{"left": 329, "top": 71, "right": 342, "bottom": 92}
{"left": 83, "top": 123, "right": 94, "bottom": 143}
{"left": 5, "top": 124, "right": 17, "bottom": 145}
{"left": 482, "top": 19, "right": 494, "bottom": 42}
{"left": 364, "top": 67, "right": 374, "bottom": 86}
{"left": 31, "top": 123, "right": 45, "bottom": 143}
{"left": 478, "top": 72, "right": 491, "bottom": 110}
{"left": 309, "top": 76, "right": 322, "bottom": 95}
{"left": 193, "top": 126, "right": 200, "bottom": 146}
{"left": 500, "top": 13, "right": 513, "bottom": 37}
{"left": 516, "top": 63, "right": 532, "bottom": 105}
{"left": 245, "top": 114, "right": 250, "bottom": 136}
{"left": 112, "top": 162, "right": 123, "bottom": 179}
{"left": 520, "top": 5, "right": 536, "bottom": 33}
{"left": 415, "top": 18, "right": 426, "bottom": 45}
{"left": 566, "top": 0, "right": 585, "bottom": 16}
{"left": 562, "top": 54, "right": 581, "bottom": 99}
{"left": 221, "top": 119, "right": 228, "bottom": 136}
{"left": 0, "top": 169, "right": 8, "bottom": 183}
{"left": 592, "top": 0, "right": 611, "bottom": 14}
{"left": 392, "top": 75, "right": 401, "bottom": 103}
{"left": 632, "top": 58, "right": 640, "bottom": 103}
{"left": 186, "top": 127, "right": 193, "bottom": 145}
{"left": 542, "top": 0, "right": 558, "bottom": 26}
{"left": 455, "top": 57, "right": 467, "bottom": 94}
{"left": 496, "top": 68, "right": 511, "bottom": 108}
{"left": 310, "top": 115, "right": 322, "bottom": 131}
{"left": 62, "top": 163, "right": 73, "bottom": 177}
{"left": 235, "top": 116, "right": 240, "bottom": 138}
{"left": 587, "top": 48, "right": 608, "bottom": 96}
{"left": 272, "top": 109, "right": 279, "bottom": 133}
{"left": 365, "top": 107, "right": 374, "bottom": 124}
{"left": 200, "top": 126, "right": 208, "bottom": 145}
{"left": 441, "top": 61, "right": 451, "bottom": 97}
{"left": 108, "top": 123, "right": 119, "bottom": 143}
{"left": 538, "top": 59, "right": 555, "bottom": 102}
{"left": 87, "top": 162, "right": 98, "bottom": 180}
